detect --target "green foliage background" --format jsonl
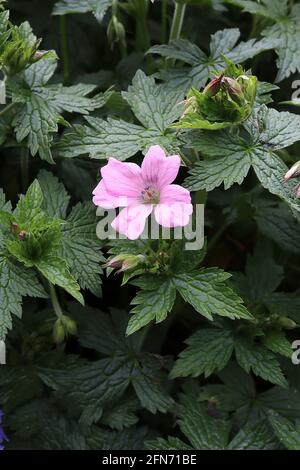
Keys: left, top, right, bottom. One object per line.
{"left": 0, "top": 0, "right": 300, "bottom": 450}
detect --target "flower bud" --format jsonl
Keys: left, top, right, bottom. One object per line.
{"left": 221, "top": 76, "right": 243, "bottom": 101}
{"left": 172, "top": 60, "right": 257, "bottom": 130}
{"left": 53, "top": 319, "right": 65, "bottom": 344}
{"left": 278, "top": 316, "right": 297, "bottom": 329}
{"left": 18, "top": 230, "right": 27, "bottom": 241}
{"left": 53, "top": 315, "right": 77, "bottom": 343}
{"left": 203, "top": 74, "right": 223, "bottom": 97}
{"left": 284, "top": 161, "right": 300, "bottom": 181}
{"left": 60, "top": 315, "right": 77, "bottom": 335}
{"left": 105, "top": 254, "right": 145, "bottom": 273}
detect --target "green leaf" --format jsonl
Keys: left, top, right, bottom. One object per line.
{"left": 131, "top": 353, "right": 175, "bottom": 414}
{"left": 0, "top": 254, "right": 47, "bottom": 339}
{"left": 121, "top": 70, "right": 183, "bottom": 132}
{"left": 173, "top": 268, "right": 252, "bottom": 321}
{"left": 185, "top": 106, "right": 300, "bottom": 215}
{"left": 262, "top": 330, "right": 292, "bottom": 358}
{"left": 149, "top": 29, "right": 276, "bottom": 91}
{"left": 36, "top": 255, "right": 84, "bottom": 304}
{"left": 88, "top": 426, "right": 150, "bottom": 450}
{"left": 185, "top": 132, "right": 252, "bottom": 191}
{"left": 38, "top": 415, "right": 87, "bottom": 450}
{"left": 9, "top": 58, "right": 111, "bottom": 163}
{"left": 255, "top": 204, "right": 300, "bottom": 253}
{"left": 228, "top": 420, "right": 279, "bottom": 450}
{"left": 235, "top": 241, "right": 283, "bottom": 303}
{"left": 40, "top": 308, "right": 174, "bottom": 417}
{"left": 257, "top": 386, "right": 300, "bottom": 419}
{"left": 265, "top": 292, "right": 300, "bottom": 322}
{"left": 53, "top": 0, "right": 112, "bottom": 23}
{"left": 57, "top": 71, "right": 182, "bottom": 160}
{"left": 177, "top": 395, "right": 230, "bottom": 450}
{"left": 269, "top": 412, "right": 300, "bottom": 450}
{"left": 69, "top": 304, "right": 133, "bottom": 355}
{"left": 60, "top": 202, "right": 104, "bottom": 296}
{"left": 14, "top": 179, "right": 43, "bottom": 224}
{"left": 146, "top": 437, "right": 192, "bottom": 450}
{"left": 127, "top": 276, "right": 176, "bottom": 335}
{"left": 170, "top": 327, "right": 234, "bottom": 378}
{"left": 229, "top": 1, "right": 300, "bottom": 82}
{"left": 235, "top": 338, "right": 288, "bottom": 387}
{"left": 38, "top": 170, "right": 70, "bottom": 219}
{"left": 101, "top": 397, "right": 140, "bottom": 431}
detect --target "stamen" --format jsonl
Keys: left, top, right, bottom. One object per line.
{"left": 141, "top": 186, "right": 160, "bottom": 204}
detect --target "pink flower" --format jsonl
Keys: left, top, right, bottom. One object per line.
{"left": 92, "top": 145, "right": 193, "bottom": 240}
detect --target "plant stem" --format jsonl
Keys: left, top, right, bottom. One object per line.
{"left": 20, "top": 147, "right": 29, "bottom": 192}
{"left": 161, "top": 0, "right": 168, "bottom": 43}
{"left": 60, "top": 16, "right": 70, "bottom": 85}
{"left": 49, "top": 282, "right": 63, "bottom": 318}
{"left": 0, "top": 102, "right": 15, "bottom": 117}
{"left": 169, "top": 1, "right": 186, "bottom": 41}
{"left": 135, "top": 0, "right": 150, "bottom": 52}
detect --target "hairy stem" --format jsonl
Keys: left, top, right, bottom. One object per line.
{"left": 0, "top": 102, "right": 15, "bottom": 117}
{"left": 49, "top": 282, "right": 63, "bottom": 318}
{"left": 60, "top": 16, "right": 70, "bottom": 85}
{"left": 169, "top": 1, "right": 186, "bottom": 41}
{"left": 161, "top": 0, "right": 168, "bottom": 43}
{"left": 135, "top": 0, "right": 150, "bottom": 52}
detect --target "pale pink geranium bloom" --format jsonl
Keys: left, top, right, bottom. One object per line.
{"left": 92, "top": 145, "right": 193, "bottom": 240}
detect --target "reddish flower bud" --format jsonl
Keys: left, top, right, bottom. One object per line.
{"left": 221, "top": 76, "right": 243, "bottom": 99}
{"left": 105, "top": 254, "right": 145, "bottom": 273}
{"left": 284, "top": 161, "right": 300, "bottom": 181}
{"left": 203, "top": 74, "right": 223, "bottom": 97}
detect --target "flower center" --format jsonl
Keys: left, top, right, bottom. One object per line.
{"left": 141, "top": 186, "right": 160, "bottom": 204}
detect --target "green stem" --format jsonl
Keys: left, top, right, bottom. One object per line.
{"left": 60, "top": 16, "right": 70, "bottom": 85}
{"left": 169, "top": 1, "right": 186, "bottom": 41}
{"left": 161, "top": 0, "right": 168, "bottom": 43}
{"left": 20, "top": 147, "right": 29, "bottom": 192}
{"left": 135, "top": 0, "right": 150, "bottom": 52}
{"left": 49, "top": 282, "right": 63, "bottom": 318}
{"left": 0, "top": 101, "right": 15, "bottom": 117}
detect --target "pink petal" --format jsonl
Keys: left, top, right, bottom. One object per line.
{"left": 154, "top": 184, "right": 193, "bottom": 228}
{"left": 159, "top": 184, "right": 192, "bottom": 205}
{"left": 156, "top": 155, "right": 181, "bottom": 188}
{"left": 101, "top": 158, "right": 143, "bottom": 199}
{"left": 92, "top": 180, "right": 121, "bottom": 208}
{"left": 141, "top": 145, "right": 166, "bottom": 184}
{"left": 154, "top": 203, "right": 193, "bottom": 228}
{"left": 141, "top": 145, "right": 181, "bottom": 188}
{"left": 111, "top": 204, "right": 153, "bottom": 240}
{"left": 92, "top": 180, "right": 139, "bottom": 208}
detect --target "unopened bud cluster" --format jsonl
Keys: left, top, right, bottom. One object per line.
{"left": 175, "top": 60, "right": 257, "bottom": 130}
{"left": 53, "top": 315, "right": 77, "bottom": 344}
